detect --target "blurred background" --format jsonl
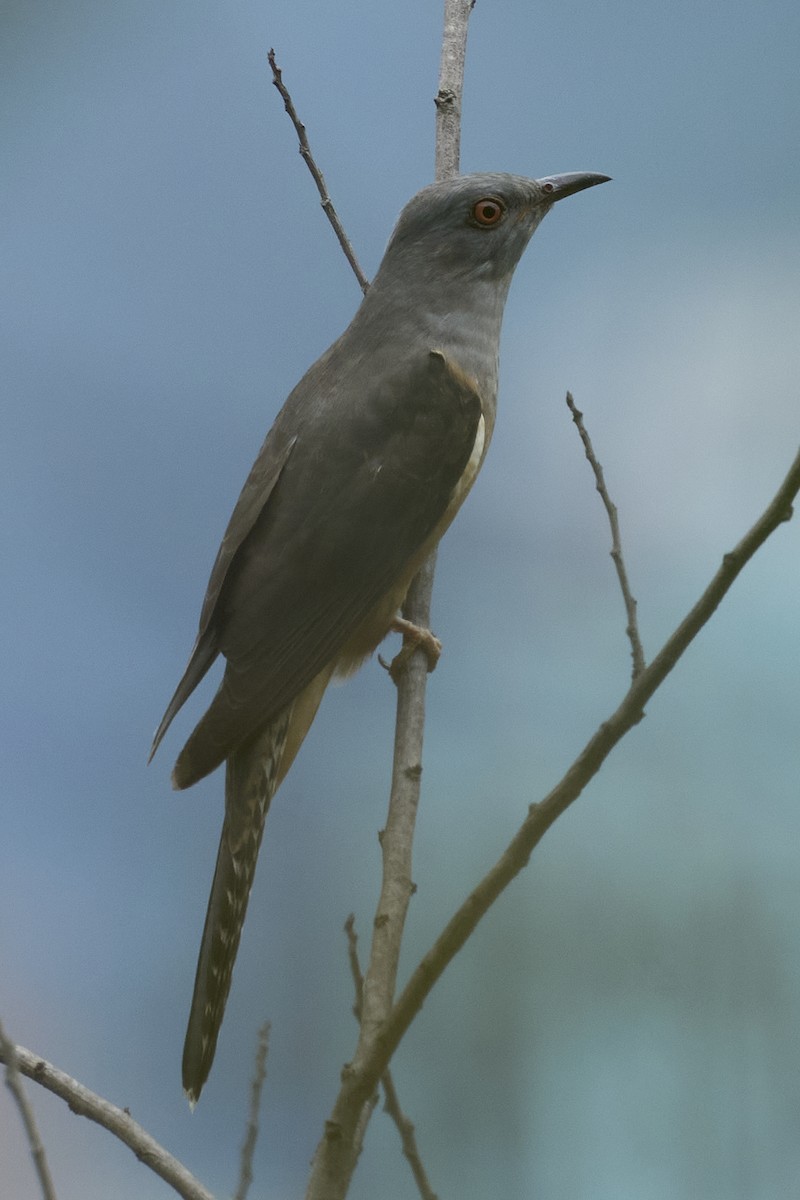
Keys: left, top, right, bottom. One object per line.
{"left": 2, "top": 2, "right": 799, "bottom": 1197}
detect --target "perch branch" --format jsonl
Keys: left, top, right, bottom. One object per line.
{"left": 304, "top": 4, "right": 475, "bottom": 1197}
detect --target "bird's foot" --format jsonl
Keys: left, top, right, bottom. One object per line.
{"left": 380, "top": 617, "right": 442, "bottom": 684}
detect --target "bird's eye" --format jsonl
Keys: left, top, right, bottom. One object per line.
{"left": 471, "top": 196, "right": 506, "bottom": 227}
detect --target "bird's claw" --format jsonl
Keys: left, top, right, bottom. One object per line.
{"left": 380, "top": 617, "right": 442, "bottom": 684}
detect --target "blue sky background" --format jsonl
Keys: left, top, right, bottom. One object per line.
{"left": 2, "top": 2, "right": 799, "bottom": 1197}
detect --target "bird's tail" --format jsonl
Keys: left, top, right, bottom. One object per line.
{"left": 181, "top": 707, "right": 291, "bottom": 1106}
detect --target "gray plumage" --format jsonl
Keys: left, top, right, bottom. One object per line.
{"left": 151, "top": 169, "right": 609, "bottom": 1103}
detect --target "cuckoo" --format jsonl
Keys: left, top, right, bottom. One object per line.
{"left": 151, "top": 169, "right": 609, "bottom": 1103}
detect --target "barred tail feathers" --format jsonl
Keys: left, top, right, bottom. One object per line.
{"left": 181, "top": 707, "right": 291, "bottom": 1105}
{"left": 180, "top": 664, "right": 335, "bottom": 1104}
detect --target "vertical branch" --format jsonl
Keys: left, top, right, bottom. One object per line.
{"left": 359, "top": 0, "right": 472, "bottom": 1057}
{"left": 434, "top": 0, "right": 473, "bottom": 179}
{"left": 304, "top": 4, "right": 474, "bottom": 1197}
{"left": 390, "top": 0, "right": 474, "bottom": 853}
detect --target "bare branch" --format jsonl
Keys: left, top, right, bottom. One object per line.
{"left": 358, "top": 0, "right": 474, "bottom": 1029}
{"left": 267, "top": 49, "right": 369, "bottom": 294}
{"left": 343, "top": 918, "right": 438, "bottom": 1200}
{"left": 0, "top": 1021, "right": 58, "bottom": 1200}
{"left": 305, "top": 7, "right": 475, "bottom": 1195}
{"left": 0, "top": 1039, "right": 215, "bottom": 1200}
{"left": 566, "top": 391, "right": 646, "bottom": 679}
{"left": 319, "top": 444, "right": 800, "bottom": 1133}
{"left": 233, "top": 1022, "right": 270, "bottom": 1200}
{"left": 434, "top": 0, "right": 475, "bottom": 178}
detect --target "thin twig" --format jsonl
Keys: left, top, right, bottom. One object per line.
{"left": 344, "top": 914, "right": 365, "bottom": 1021}
{"left": 378, "top": 1067, "right": 438, "bottom": 1200}
{"left": 315, "top": 443, "right": 800, "bottom": 1147}
{"left": 267, "top": 49, "right": 369, "bottom": 294}
{"left": 0, "top": 1021, "right": 58, "bottom": 1200}
{"left": 343, "top": 918, "right": 438, "bottom": 1200}
{"left": 566, "top": 391, "right": 646, "bottom": 679}
{"left": 339, "top": 927, "right": 379, "bottom": 1174}
{"left": 233, "top": 1022, "right": 271, "bottom": 1200}
{"left": 0, "top": 1040, "right": 215, "bottom": 1200}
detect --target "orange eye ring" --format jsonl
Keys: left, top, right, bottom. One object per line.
{"left": 471, "top": 196, "right": 506, "bottom": 227}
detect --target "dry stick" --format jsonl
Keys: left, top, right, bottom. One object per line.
{"left": 304, "top": 7, "right": 475, "bottom": 1198}
{"left": 0, "top": 1021, "right": 58, "bottom": 1200}
{"left": 358, "top": 0, "right": 471, "bottom": 1055}
{"left": 233, "top": 1022, "right": 270, "bottom": 1200}
{"left": 566, "top": 391, "right": 646, "bottom": 679}
{"left": 267, "top": 49, "right": 369, "bottom": 295}
{"left": 0, "top": 1040, "right": 215, "bottom": 1200}
{"left": 433, "top": 0, "right": 473, "bottom": 179}
{"left": 344, "top": 918, "right": 438, "bottom": 1200}
{"left": 327, "top": 445, "right": 800, "bottom": 1109}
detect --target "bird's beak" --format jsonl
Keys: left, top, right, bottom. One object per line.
{"left": 536, "top": 172, "right": 612, "bottom": 202}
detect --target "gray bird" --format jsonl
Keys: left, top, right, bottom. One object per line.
{"left": 151, "top": 169, "right": 610, "bottom": 1103}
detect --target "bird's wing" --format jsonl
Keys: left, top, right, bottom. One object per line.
{"left": 149, "top": 433, "right": 297, "bottom": 760}
{"left": 172, "top": 349, "right": 483, "bottom": 786}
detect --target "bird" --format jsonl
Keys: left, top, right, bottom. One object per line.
{"left": 150, "top": 169, "right": 610, "bottom": 1104}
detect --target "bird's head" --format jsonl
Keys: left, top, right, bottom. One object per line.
{"left": 378, "top": 171, "right": 610, "bottom": 288}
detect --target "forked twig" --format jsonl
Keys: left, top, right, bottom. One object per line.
{"left": 0, "top": 1038, "right": 214, "bottom": 1200}
{"left": 268, "top": 49, "right": 369, "bottom": 294}
{"left": 567, "top": 391, "right": 646, "bottom": 679}
{"left": 337, "top": 445, "right": 800, "bottom": 1109}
